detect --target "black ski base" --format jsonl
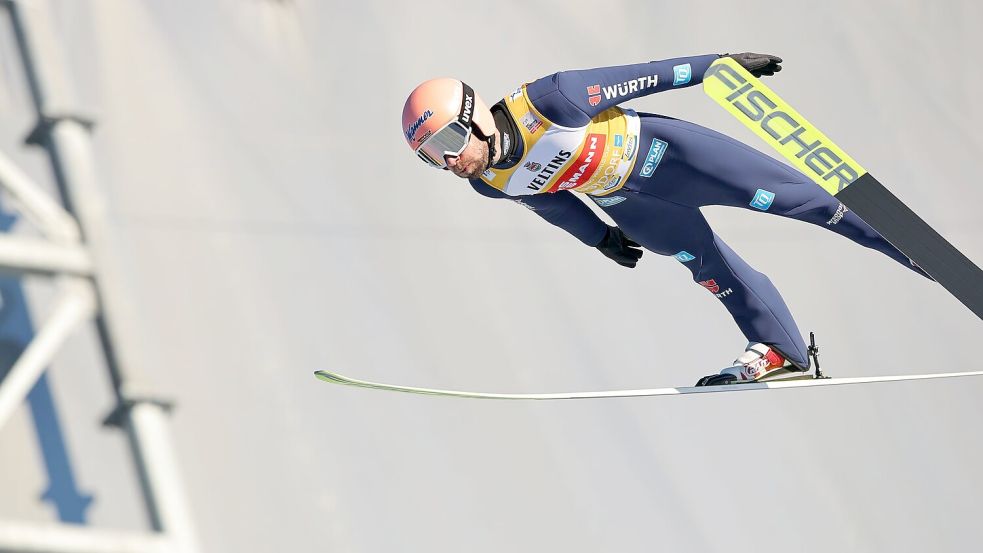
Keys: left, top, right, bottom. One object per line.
{"left": 837, "top": 173, "right": 983, "bottom": 319}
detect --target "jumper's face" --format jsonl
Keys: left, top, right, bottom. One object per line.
{"left": 445, "top": 132, "right": 489, "bottom": 179}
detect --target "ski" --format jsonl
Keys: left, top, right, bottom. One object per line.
{"left": 703, "top": 57, "right": 983, "bottom": 319}
{"left": 314, "top": 368, "right": 983, "bottom": 400}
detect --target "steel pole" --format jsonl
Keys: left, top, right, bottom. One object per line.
{"left": 3, "top": 1, "right": 199, "bottom": 551}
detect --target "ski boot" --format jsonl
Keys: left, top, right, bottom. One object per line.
{"left": 695, "top": 343, "right": 802, "bottom": 386}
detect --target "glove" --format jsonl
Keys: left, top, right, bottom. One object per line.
{"left": 595, "top": 226, "right": 643, "bottom": 268}
{"left": 725, "top": 52, "right": 783, "bottom": 77}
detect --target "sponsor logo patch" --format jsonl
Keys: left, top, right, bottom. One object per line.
{"left": 481, "top": 169, "right": 496, "bottom": 180}
{"left": 523, "top": 161, "right": 542, "bottom": 172}
{"left": 640, "top": 138, "right": 668, "bottom": 178}
{"left": 826, "top": 202, "right": 849, "bottom": 225}
{"left": 526, "top": 150, "right": 573, "bottom": 191}
{"left": 460, "top": 92, "right": 474, "bottom": 125}
{"left": 673, "top": 63, "right": 692, "bottom": 86}
{"left": 742, "top": 358, "right": 770, "bottom": 379}
{"left": 750, "top": 189, "right": 776, "bottom": 211}
{"left": 521, "top": 112, "right": 543, "bottom": 134}
{"left": 700, "top": 279, "right": 733, "bottom": 299}
{"left": 601, "top": 75, "right": 659, "bottom": 101}
{"left": 592, "top": 195, "right": 627, "bottom": 207}
{"left": 673, "top": 251, "right": 696, "bottom": 262}
{"left": 603, "top": 175, "right": 622, "bottom": 191}
{"left": 699, "top": 279, "right": 720, "bottom": 294}
{"left": 587, "top": 84, "right": 601, "bottom": 107}
{"left": 594, "top": 146, "right": 624, "bottom": 189}
{"left": 405, "top": 109, "right": 433, "bottom": 142}
{"left": 623, "top": 135, "right": 638, "bottom": 161}
{"left": 614, "top": 135, "right": 624, "bottom": 148}
{"left": 555, "top": 133, "right": 606, "bottom": 190}
{"left": 509, "top": 87, "right": 523, "bottom": 101}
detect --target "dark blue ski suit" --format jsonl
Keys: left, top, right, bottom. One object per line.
{"left": 469, "top": 54, "right": 923, "bottom": 366}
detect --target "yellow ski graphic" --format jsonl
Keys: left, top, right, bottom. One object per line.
{"left": 702, "top": 57, "right": 865, "bottom": 196}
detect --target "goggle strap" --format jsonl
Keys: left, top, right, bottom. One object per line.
{"left": 458, "top": 82, "right": 476, "bottom": 129}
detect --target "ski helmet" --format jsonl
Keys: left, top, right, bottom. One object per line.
{"left": 401, "top": 78, "right": 495, "bottom": 169}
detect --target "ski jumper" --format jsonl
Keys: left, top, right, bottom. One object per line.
{"left": 469, "top": 54, "right": 924, "bottom": 366}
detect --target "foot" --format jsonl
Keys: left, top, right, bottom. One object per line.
{"left": 695, "top": 343, "right": 789, "bottom": 386}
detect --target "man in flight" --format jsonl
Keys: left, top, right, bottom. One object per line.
{"left": 400, "top": 52, "right": 929, "bottom": 386}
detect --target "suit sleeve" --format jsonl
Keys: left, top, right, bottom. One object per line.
{"left": 470, "top": 179, "right": 607, "bottom": 246}
{"left": 525, "top": 54, "right": 720, "bottom": 126}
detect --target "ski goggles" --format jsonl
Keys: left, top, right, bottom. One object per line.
{"left": 415, "top": 83, "right": 477, "bottom": 169}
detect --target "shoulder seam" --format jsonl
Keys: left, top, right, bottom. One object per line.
{"left": 553, "top": 72, "right": 591, "bottom": 120}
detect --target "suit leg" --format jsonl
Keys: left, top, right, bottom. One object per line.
{"left": 597, "top": 193, "right": 810, "bottom": 366}
{"left": 642, "top": 117, "right": 927, "bottom": 278}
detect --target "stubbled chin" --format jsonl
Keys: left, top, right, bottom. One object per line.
{"left": 468, "top": 157, "right": 488, "bottom": 177}
{"left": 456, "top": 162, "right": 483, "bottom": 179}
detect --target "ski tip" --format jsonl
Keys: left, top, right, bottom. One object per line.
{"left": 314, "top": 370, "right": 352, "bottom": 385}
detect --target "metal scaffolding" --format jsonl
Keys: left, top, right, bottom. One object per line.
{"left": 0, "top": 1, "right": 198, "bottom": 552}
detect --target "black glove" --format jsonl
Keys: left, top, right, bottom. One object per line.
{"left": 595, "top": 226, "right": 643, "bottom": 268}
{"left": 725, "top": 52, "right": 783, "bottom": 77}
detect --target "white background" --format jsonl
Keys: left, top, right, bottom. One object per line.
{"left": 1, "top": 1, "right": 982, "bottom": 551}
